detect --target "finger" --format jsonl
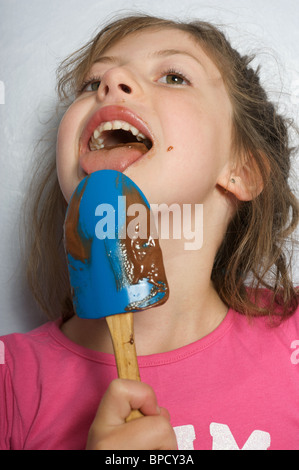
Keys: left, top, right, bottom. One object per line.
{"left": 159, "top": 407, "right": 171, "bottom": 421}
{"left": 90, "top": 415, "right": 178, "bottom": 450}
{"left": 96, "top": 379, "right": 161, "bottom": 426}
{"left": 117, "top": 415, "right": 178, "bottom": 450}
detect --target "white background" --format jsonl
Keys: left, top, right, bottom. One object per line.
{"left": 0, "top": 0, "right": 298, "bottom": 335}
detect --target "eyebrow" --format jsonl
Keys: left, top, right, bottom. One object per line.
{"left": 149, "top": 49, "right": 204, "bottom": 68}
{"left": 94, "top": 49, "right": 204, "bottom": 68}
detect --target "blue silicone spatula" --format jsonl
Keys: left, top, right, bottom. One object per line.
{"left": 63, "top": 170, "right": 169, "bottom": 421}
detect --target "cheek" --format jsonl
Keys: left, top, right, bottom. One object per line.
{"left": 56, "top": 106, "right": 80, "bottom": 162}
{"left": 152, "top": 113, "right": 231, "bottom": 203}
{"left": 56, "top": 106, "right": 83, "bottom": 202}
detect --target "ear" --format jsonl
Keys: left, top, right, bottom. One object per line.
{"left": 217, "top": 158, "right": 265, "bottom": 202}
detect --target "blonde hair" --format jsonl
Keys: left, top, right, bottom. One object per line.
{"left": 24, "top": 14, "right": 298, "bottom": 322}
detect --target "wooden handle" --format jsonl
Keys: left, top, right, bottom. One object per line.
{"left": 106, "top": 312, "right": 143, "bottom": 422}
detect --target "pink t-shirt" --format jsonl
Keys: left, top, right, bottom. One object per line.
{"left": 1, "top": 303, "right": 299, "bottom": 450}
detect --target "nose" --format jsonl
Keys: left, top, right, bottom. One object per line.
{"left": 96, "top": 67, "right": 140, "bottom": 102}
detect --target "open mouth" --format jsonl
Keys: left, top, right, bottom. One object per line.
{"left": 89, "top": 120, "right": 153, "bottom": 153}
{"left": 79, "top": 106, "right": 154, "bottom": 175}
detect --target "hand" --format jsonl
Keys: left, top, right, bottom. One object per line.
{"left": 86, "top": 379, "right": 178, "bottom": 450}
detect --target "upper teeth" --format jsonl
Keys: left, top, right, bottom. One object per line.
{"left": 89, "top": 120, "right": 148, "bottom": 150}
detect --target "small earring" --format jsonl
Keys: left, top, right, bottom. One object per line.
{"left": 230, "top": 178, "right": 236, "bottom": 184}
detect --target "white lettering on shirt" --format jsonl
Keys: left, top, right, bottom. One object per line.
{"left": 173, "top": 422, "right": 271, "bottom": 450}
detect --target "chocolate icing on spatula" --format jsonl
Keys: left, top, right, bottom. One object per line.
{"left": 64, "top": 169, "right": 169, "bottom": 319}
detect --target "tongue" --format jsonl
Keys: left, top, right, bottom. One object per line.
{"left": 81, "top": 142, "right": 149, "bottom": 174}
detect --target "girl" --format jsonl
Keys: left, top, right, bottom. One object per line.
{"left": 1, "top": 14, "right": 298, "bottom": 450}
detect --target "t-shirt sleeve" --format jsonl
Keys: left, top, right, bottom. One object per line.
{"left": 0, "top": 359, "right": 13, "bottom": 450}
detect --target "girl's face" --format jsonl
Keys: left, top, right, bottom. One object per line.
{"left": 56, "top": 28, "right": 233, "bottom": 206}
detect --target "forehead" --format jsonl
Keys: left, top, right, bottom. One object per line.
{"left": 96, "top": 28, "right": 223, "bottom": 80}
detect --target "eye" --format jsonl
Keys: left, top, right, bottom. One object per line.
{"left": 79, "top": 78, "right": 101, "bottom": 93}
{"left": 158, "top": 70, "right": 191, "bottom": 86}
{"left": 87, "top": 81, "right": 101, "bottom": 91}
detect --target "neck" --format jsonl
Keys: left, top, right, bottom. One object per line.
{"left": 131, "top": 237, "right": 228, "bottom": 354}
{"left": 61, "top": 237, "right": 228, "bottom": 356}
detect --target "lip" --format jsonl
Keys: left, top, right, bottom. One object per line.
{"left": 79, "top": 105, "right": 154, "bottom": 174}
